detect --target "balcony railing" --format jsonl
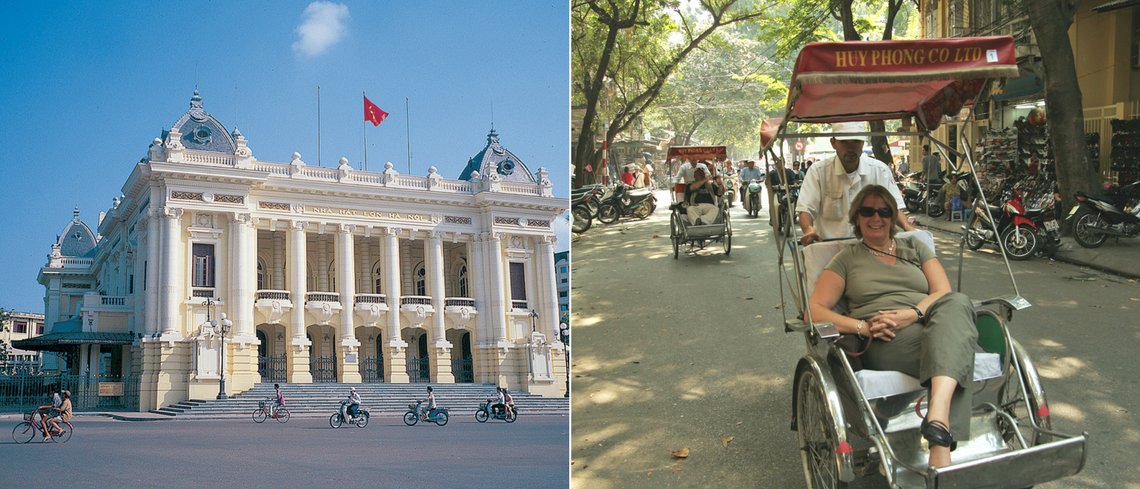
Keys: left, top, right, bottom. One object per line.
{"left": 306, "top": 292, "right": 340, "bottom": 303}
{"left": 355, "top": 293, "right": 387, "bottom": 305}
{"left": 191, "top": 288, "right": 216, "bottom": 298}
{"left": 444, "top": 298, "right": 475, "bottom": 308}
{"left": 256, "top": 290, "right": 291, "bottom": 301}
{"left": 400, "top": 296, "right": 433, "bottom": 306}
{"left": 511, "top": 300, "right": 529, "bottom": 310}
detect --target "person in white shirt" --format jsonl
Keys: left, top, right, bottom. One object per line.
{"left": 797, "top": 121, "right": 914, "bottom": 245}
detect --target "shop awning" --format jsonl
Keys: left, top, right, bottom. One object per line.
{"left": 991, "top": 72, "right": 1043, "bottom": 101}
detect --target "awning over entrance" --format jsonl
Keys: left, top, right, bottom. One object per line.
{"left": 11, "top": 316, "right": 134, "bottom": 352}
{"left": 991, "top": 72, "right": 1043, "bottom": 101}
{"left": 13, "top": 332, "right": 135, "bottom": 352}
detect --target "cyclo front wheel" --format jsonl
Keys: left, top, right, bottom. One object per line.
{"left": 12, "top": 421, "right": 35, "bottom": 444}
{"left": 796, "top": 369, "right": 848, "bottom": 489}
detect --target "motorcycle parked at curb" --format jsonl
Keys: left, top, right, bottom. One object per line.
{"left": 404, "top": 401, "right": 449, "bottom": 426}
{"left": 1067, "top": 180, "right": 1140, "bottom": 248}
{"left": 596, "top": 183, "right": 656, "bottom": 224}
{"left": 475, "top": 399, "right": 517, "bottom": 423}
{"left": 963, "top": 190, "right": 1042, "bottom": 260}
{"left": 900, "top": 172, "right": 945, "bottom": 218}
{"left": 329, "top": 401, "right": 370, "bottom": 428}
{"left": 571, "top": 187, "right": 604, "bottom": 234}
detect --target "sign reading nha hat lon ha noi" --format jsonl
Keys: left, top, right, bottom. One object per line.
{"left": 297, "top": 204, "right": 441, "bottom": 224}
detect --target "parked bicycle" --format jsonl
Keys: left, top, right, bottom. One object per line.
{"left": 252, "top": 398, "right": 290, "bottom": 423}
{"left": 12, "top": 410, "right": 72, "bottom": 444}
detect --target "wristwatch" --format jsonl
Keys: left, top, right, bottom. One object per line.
{"left": 911, "top": 306, "right": 926, "bottom": 324}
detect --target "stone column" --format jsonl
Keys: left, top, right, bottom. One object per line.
{"left": 428, "top": 232, "right": 454, "bottom": 383}
{"left": 383, "top": 228, "right": 409, "bottom": 382}
{"left": 538, "top": 236, "right": 561, "bottom": 343}
{"left": 336, "top": 224, "right": 362, "bottom": 383}
{"left": 145, "top": 206, "right": 159, "bottom": 336}
{"left": 287, "top": 221, "right": 312, "bottom": 383}
{"left": 231, "top": 213, "right": 256, "bottom": 339}
{"left": 486, "top": 233, "right": 509, "bottom": 344}
{"left": 159, "top": 207, "right": 184, "bottom": 339}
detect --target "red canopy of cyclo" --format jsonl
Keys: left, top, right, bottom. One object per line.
{"left": 784, "top": 36, "right": 1018, "bottom": 129}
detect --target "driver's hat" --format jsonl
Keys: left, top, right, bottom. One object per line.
{"left": 830, "top": 122, "right": 869, "bottom": 143}
{"left": 349, "top": 387, "right": 356, "bottom": 392}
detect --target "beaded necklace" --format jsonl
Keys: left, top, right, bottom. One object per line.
{"left": 864, "top": 239, "right": 896, "bottom": 257}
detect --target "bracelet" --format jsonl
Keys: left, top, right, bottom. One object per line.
{"left": 911, "top": 306, "right": 926, "bottom": 324}
{"left": 855, "top": 320, "right": 866, "bottom": 338}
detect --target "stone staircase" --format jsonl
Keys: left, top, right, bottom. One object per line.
{"left": 151, "top": 383, "right": 569, "bottom": 419}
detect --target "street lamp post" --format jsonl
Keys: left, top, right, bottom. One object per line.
{"left": 529, "top": 309, "right": 538, "bottom": 334}
{"left": 215, "top": 312, "right": 233, "bottom": 400}
{"left": 559, "top": 322, "right": 570, "bottom": 398}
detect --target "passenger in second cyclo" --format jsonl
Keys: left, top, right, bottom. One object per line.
{"left": 684, "top": 166, "right": 723, "bottom": 226}
{"left": 797, "top": 121, "right": 915, "bottom": 245}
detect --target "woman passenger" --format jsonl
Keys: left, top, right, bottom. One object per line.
{"left": 807, "top": 184, "right": 977, "bottom": 468}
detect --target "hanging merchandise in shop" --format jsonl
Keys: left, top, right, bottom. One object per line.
{"left": 974, "top": 115, "right": 1057, "bottom": 210}
{"left": 1110, "top": 119, "right": 1140, "bottom": 184}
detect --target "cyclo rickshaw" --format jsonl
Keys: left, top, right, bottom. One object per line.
{"left": 765, "top": 37, "right": 1087, "bottom": 488}
{"left": 666, "top": 145, "right": 733, "bottom": 258}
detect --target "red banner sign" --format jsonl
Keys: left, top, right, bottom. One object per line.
{"left": 666, "top": 146, "right": 727, "bottom": 161}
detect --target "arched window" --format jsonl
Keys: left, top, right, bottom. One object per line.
{"left": 257, "top": 258, "right": 267, "bottom": 290}
{"left": 372, "top": 260, "right": 383, "bottom": 294}
{"left": 456, "top": 260, "right": 469, "bottom": 297}
{"left": 414, "top": 262, "right": 427, "bottom": 296}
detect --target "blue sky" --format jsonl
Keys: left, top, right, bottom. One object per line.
{"left": 0, "top": 1, "right": 570, "bottom": 313}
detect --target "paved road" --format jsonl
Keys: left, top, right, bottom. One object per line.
{"left": 570, "top": 189, "right": 1139, "bottom": 488}
{"left": 0, "top": 414, "right": 569, "bottom": 488}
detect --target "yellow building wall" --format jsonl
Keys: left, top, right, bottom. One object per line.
{"left": 1072, "top": 4, "right": 1133, "bottom": 108}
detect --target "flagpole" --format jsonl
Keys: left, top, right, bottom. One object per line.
{"left": 317, "top": 85, "right": 322, "bottom": 167}
{"left": 406, "top": 97, "right": 412, "bottom": 175}
{"left": 363, "top": 92, "right": 368, "bottom": 171}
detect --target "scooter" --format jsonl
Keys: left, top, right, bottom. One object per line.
{"left": 963, "top": 190, "right": 1040, "bottom": 260}
{"left": 744, "top": 179, "right": 763, "bottom": 218}
{"left": 329, "top": 401, "right": 370, "bottom": 428}
{"left": 404, "top": 400, "right": 449, "bottom": 426}
{"left": 475, "top": 399, "right": 518, "bottom": 423}
{"left": 722, "top": 175, "right": 738, "bottom": 207}
{"left": 1067, "top": 180, "right": 1140, "bottom": 248}
{"left": 571, "top": 183, "right": 606, "bottom": 219}
{"left": 771, "top": 182, "right": 800, "bottom": 233}
{"left": 596, "top": 183, "right": 656, "bottom": 224}
{"left": 900, "top": 172, "right": 945, "bottom": 218}
{"left": 572, "top": 187, "right": 603, "bottom": 234}
{"left": 1031, "top": 196, "right": 1063, "bottom": 258}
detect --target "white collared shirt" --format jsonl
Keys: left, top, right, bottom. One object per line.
{"left": 796, "top": 154, "right": 905, "bottom": 240}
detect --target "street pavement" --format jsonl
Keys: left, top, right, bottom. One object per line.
{"left": 570, "top": 188, "right": 1140, "bottom": 488}
{"left": 0, "top": 414, "right": 569, "bottom": 488}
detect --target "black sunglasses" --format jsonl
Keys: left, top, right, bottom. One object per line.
{"left": 857, "top": 206, "right": 893, "bottom": 218}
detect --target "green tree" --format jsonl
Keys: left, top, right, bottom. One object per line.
{"left": 572, "top": 0, "right": 767, "bottom": 186}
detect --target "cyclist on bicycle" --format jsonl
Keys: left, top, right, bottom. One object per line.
{"left": 39, "top": 390, "right": 72, "bottom": 441}
{"left": 273, "top": 383, "right": 285, "bottom": 415}
{"left": 345, "top": 387, "right": 362, "bottom": 420}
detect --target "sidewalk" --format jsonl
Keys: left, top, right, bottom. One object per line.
{"left": 916, "top": 214, "right": 1140, "bottom": 279}
{"left": 0, "top": 411, "right": 171, "bottom": 422}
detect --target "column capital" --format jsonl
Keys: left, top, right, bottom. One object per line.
{"left": 541, "top": 235, "right": 557, "bottom": 246}
{"left": 384, "top": 227, "right": 401, "bottom": 237}
{"left": 162, "top": 206, "right": 183, "bottom": 219}
{"left": 232, "top": 212, "right": 254, "bottom": 226}
{"left": 339, "top": 223, "right": 357, "bottom": 234}
{"left": 429, "top": 231, "right": 444, "bottom": 242}
{"left": 290, "top": 220, "right": 307, "bottom": 231}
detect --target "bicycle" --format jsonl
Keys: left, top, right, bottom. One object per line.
{"left": 13, "top": 410, "right": 72, "bottom": 444}
{"left": 252, "top": 398, "right": 290, "bottom": 423}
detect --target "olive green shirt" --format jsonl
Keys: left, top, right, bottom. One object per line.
{"left": 823, "top": 235, "right": 935, "bottom": 320}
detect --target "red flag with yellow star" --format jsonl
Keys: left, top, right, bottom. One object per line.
{"left": 364, "top": 95, "right": 388, "bottom": 127}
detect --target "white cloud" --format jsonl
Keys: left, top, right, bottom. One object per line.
{"left": 553, "top": 211, "right": 571, "bottom": 252}
{"left": 293, "top": 2, "right": 350, "bottom": 57}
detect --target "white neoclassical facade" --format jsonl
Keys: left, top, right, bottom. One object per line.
{"left": 35, "top": 91, "right": 567, "bottom": 411}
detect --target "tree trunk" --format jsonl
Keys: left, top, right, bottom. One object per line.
{"left": 1026, "top": 1, "right": 1099, "bottom": 211}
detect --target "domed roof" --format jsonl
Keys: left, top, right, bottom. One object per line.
{"left": 457, "top": 129, "right": 535, "bottom": 183}
{"left": 164, "top": 89, "right": 237, "bottom": 153}
{"left": 56, "top": 208, "right": 97, "bottom": 257}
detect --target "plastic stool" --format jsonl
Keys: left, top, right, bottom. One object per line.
{"left": 950, "top": 209, "right": 963, "bottom": 222}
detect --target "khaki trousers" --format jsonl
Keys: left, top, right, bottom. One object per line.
{"left": 861, "top": 292, "right": 978, "bottom": 441}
